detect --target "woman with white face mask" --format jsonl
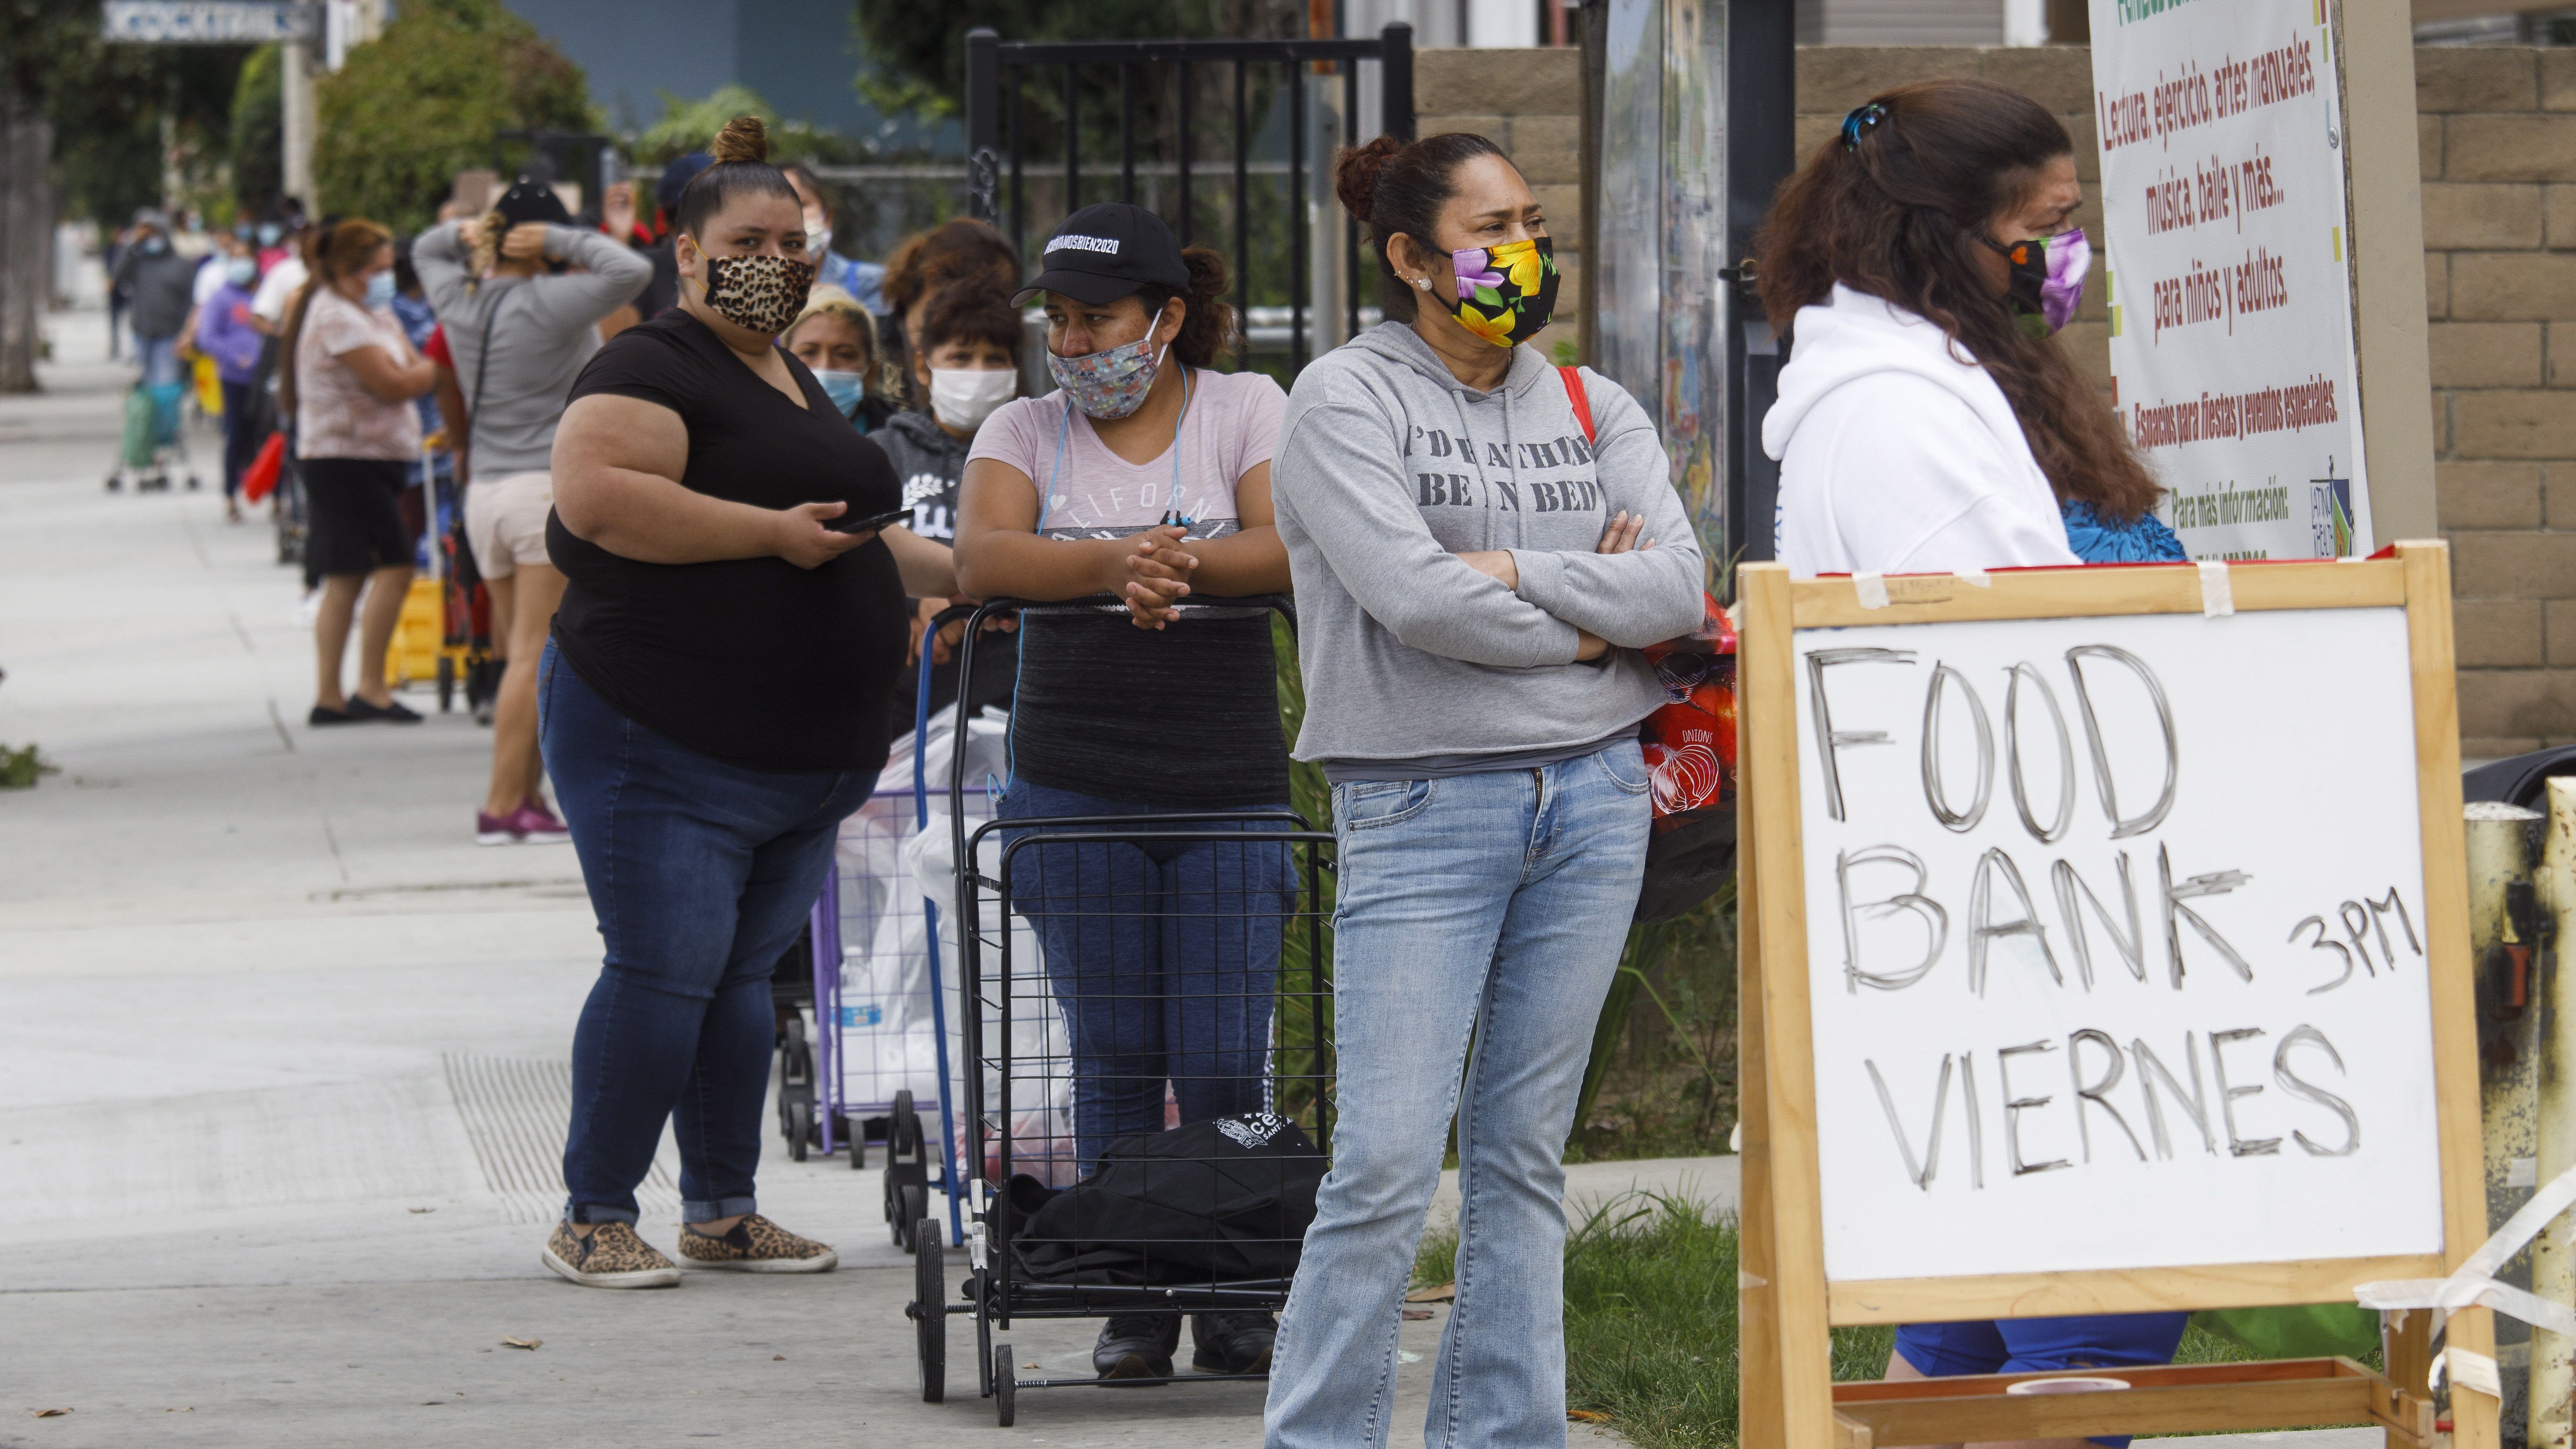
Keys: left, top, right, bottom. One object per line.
{"left": 872, "top": 282, "right": 1023, "bottom": 735}
{"left": 952, "top": 202, "right": 1296, "bottom": 1384}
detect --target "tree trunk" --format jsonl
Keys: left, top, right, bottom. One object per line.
{"left": 0, "top": 88, "right": 51, "bottom": 394}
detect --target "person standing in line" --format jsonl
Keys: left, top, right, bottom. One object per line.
{"left": 194, "top": 235, "right": 267, "bottom": 523}
{"left": 536, "top": 117, "right": 956, "bottom": 1289}
{"left": 111, "top": 209, "right": 201, "bottom": 477}
{"left": 954, "top": 203, "right": 1295, "bottom": 1383}
{"left": 1260, "top": 133, "right": 1703, "bottom": 1449}
{"left": 780, "top": 162, "right": 887, "bottom": 315}
{"left": 881, "top": 217, "right": 1021, "bottom": 383}
{"left": 1760, "top": 79, "right": 2184, "bottom": 1442}
{"left": 873, "top": 281, "right": 1023, "bottom": 732}
{"left": 781, "top": 286, "right": 899, "bottom": 433}
{"left": 415, "top": 176, "right": 652, "bottom": 846}
{"left": 250, "top": 208, "right": 312, "bottom": 336}
{"left": 278, "top": 219, "right": 439, "bottom": 726}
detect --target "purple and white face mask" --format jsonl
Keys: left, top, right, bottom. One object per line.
{"left": 1997, "top": 228, "right": 2090, "bottom": 338}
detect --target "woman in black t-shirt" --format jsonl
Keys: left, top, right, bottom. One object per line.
{"left": 534, "top": 117, "right": 957, "bottom": 1290}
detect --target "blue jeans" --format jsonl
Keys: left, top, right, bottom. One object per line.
{"left": 539, "top": 641, "right": 878, "bottom": 1223}
{"left": 997, "top": 779, "right": 1296, "bottom": 1176}
{"left": 1897, "top": 1314, "right": 2191, "bottom": 1449}
{"left": 137, "top": 334, "right": 182, "bottom": 388}
{"left": 1265, "top": 743, "right": 1651, "bottom": 1449}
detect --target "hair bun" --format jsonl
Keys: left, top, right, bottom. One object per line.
{"left": 711, "top": 116, "right": 769, "bottom": 166}
{"left": 1334, "top": 135, "right": 1405, "bottom": 225}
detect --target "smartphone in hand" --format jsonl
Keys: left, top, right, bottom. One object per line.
{"left": 829, "top": 505, "right": 913, "bottom": 536}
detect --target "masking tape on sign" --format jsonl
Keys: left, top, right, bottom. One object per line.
{"left": 1854, "top": 573, "right": 1889, "bottom": 610}
{"left": 2198, "top": 560, "right": 2234, "bottom": 618}
{"left": 2356, "top": 1158, "right": 2576, "bottom": 1398}
{"left": 2446, "top": 1348, "right": 2504, "bottom": 1400}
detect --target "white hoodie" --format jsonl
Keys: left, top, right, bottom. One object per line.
{"left": 1762, "top": 284, "right": 2080, "bottom": 577}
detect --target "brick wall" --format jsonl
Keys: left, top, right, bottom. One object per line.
{"left": 1417, "top": 44, "right": 2576, "bottom": 754}
{"left": 1802, "top": 46, "right": 2568, "bottom": 757}
{"left": 2416, "top": 47, "right": 2576, "bottom": 756}
{"left": 1412, "top": 47, "right": 1586, "bottom": 362}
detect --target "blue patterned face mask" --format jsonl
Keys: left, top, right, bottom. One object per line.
{"left": 1047, "top": 332, "right": 1167, "bottom": 420}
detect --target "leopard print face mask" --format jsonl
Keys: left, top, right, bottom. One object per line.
{"left": 701, "top": 253, "right": 817, "bottom": 336}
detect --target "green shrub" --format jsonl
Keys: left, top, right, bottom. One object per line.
{"left": 312, "top": 0, "right": 592, "bottom": 234}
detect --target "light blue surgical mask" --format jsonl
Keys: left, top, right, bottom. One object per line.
{"left": 813, "top": 369, "right": 869, "bottom": 421}
{"left": 364, "top": 272, "right": 396, "bottom": 310}
{"left": 257, "top": 223, "right": 282, "bottom": 247}
{"left": 226, "top": 258, "right": 257, "bottom": 287}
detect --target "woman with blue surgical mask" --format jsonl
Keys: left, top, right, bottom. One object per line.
{"left": 277, "top": 218, "right": 439, "bottom": 727}
{"left": 952, "top": 202, "right": 1296, "bottom": 1385}
{"left": 781, "top": 286, "right": 897, "bottom": 434}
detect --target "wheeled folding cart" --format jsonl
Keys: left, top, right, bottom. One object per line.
{"left": 778, "top": 613, "right": 1012, "bottom": 1253}
{"left": 904, "top": 598, "right": 1336, "bottom": 1424}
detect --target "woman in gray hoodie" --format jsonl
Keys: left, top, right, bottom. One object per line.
{"left": 1263, "top": 133, "right": 1705, "bottom": 1447}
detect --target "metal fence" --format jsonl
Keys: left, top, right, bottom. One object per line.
{"left": 961, "top": 25, "right": 1415, "bottom": 377}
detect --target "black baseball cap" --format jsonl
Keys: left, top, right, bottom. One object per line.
{"left": 1015, "top": 202, "right": 1189, "bottom": 306}
{"left": 495, "top": 175, "right": 572, "bottom": 227}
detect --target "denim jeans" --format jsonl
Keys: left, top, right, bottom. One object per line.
{"left": 1263, "top": 743, "right": 1652, "bottom": 1449}
{"left": 136, "top": 334, "right": 182, "bottom": 388}
{"left": 540, "top": 641, "right": 878, "bottom": 1223}
{"left": 996, "top": 778, "right": 1296, "bottom": 1176}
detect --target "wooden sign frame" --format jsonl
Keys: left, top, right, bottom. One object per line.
{"left": 1735, "top": 543, "right": 2489, "bottom": 1449}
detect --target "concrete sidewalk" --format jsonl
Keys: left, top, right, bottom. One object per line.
{"left": 0, "top": 310, "right": 1619, "bottom": 1448}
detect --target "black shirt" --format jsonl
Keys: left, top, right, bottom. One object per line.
{"left": 547, "top": 311, "right": 908, "bottom": 774}
{"left": 1011, "top": 608, "right": 1289, "bottom": 809}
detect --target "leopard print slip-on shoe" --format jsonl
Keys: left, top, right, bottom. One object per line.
{"left": 675, "top": 1214, "right": 839, "bottom": 1274}
{"left": 541, "top": 1220, "right": 682, "bottom": 1289}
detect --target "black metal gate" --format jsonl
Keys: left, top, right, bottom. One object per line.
{"left": 961, "top": 24, "right": 1414, "bottom": 376}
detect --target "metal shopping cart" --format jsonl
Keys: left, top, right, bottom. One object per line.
{"left": 905, "top": 598, "right": 1337, "bottom": 1423}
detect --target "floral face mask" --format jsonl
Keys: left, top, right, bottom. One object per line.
{"left": 700, "top": 252, "right": 817, "bottom": 336}
{"left": 1446, "top": 236, "right": 1561, "bottom": 349}
{"left": 1992, "top": 228, "right": 2090, "bottom": 339}
{"left": 1048, "top": 332, "right": 1167, "bottom": 420}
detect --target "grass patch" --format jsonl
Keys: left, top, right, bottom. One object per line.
{"left": 1409, "top": 1194, "right": 2315, "bottom": 1449}
{"left": 0, "top": 742, "right": 55, "bottom": 789}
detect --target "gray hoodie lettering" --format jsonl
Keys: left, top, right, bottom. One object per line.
{"left": 1272, "top": 323, "right": 1706, "bottom": 766}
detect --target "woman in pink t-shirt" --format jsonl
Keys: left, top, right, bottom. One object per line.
{"left": 953, "top": 203, "right": 1294, "bottom": 1383}
{"left": 278, "top": 218, "right": 438, "bottom": 726}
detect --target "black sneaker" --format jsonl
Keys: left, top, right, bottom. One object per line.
{"left": 1093, "top": 1314, "right": 1181, "bottom": 1381}
{"left": 1190, "top": 1311, "right": 1277, "bottom": 1374}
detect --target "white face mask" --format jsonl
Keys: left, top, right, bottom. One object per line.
{"left": 803, "top": 211, "right": 831, "bottom": 259}
{"left": 930, "top": 367, "right": 1017, "bottom": 434}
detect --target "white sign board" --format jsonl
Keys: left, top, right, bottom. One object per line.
{"left": 1793, "top": 605, "right": 2442, "bottom": 1282}
{"left": 102, "top": 1, "right": 314, "bottom": 43}
{"left": 2090, "top": 0, "right": 2370, "bottom": 561}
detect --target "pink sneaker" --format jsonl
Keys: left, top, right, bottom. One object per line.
{"left": 476, "top": 809, "right": 523, "bottom": 847}
{"left": 510, "top": 800, "right": 571, "bottom": 844}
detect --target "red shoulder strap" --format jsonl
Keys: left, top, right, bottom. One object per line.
{"left": 1557, "top": 364, "right": 1595, "bottom": 446}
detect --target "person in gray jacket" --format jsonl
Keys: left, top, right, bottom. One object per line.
{"left": 1262, "top": 132, "right": 1705, "bottom": 1449}
{"left": 415, "top": 178, "right": 651, "bottom": 845}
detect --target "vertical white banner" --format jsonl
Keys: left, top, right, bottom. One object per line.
{"left": 2089, "top": 0, "right": 2372, "bottom": 560}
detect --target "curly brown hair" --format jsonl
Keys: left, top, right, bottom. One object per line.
{"left": 1756, "top": 78, "right": 2158, "bottom": 521}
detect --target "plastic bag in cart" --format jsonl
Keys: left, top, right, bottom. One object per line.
{"left": 828, "top": 703, "right": 1013, "bottom": 1136}
{"left": 903, "top": 767, "right": 1079, "bottom": 1187}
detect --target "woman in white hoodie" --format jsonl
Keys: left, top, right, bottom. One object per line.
{"left": 1761, "top": 78, "right": 2180, "bottom": 577}
{"left": 1757, "top": 77, "right": 2186, "bottom": 1449}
